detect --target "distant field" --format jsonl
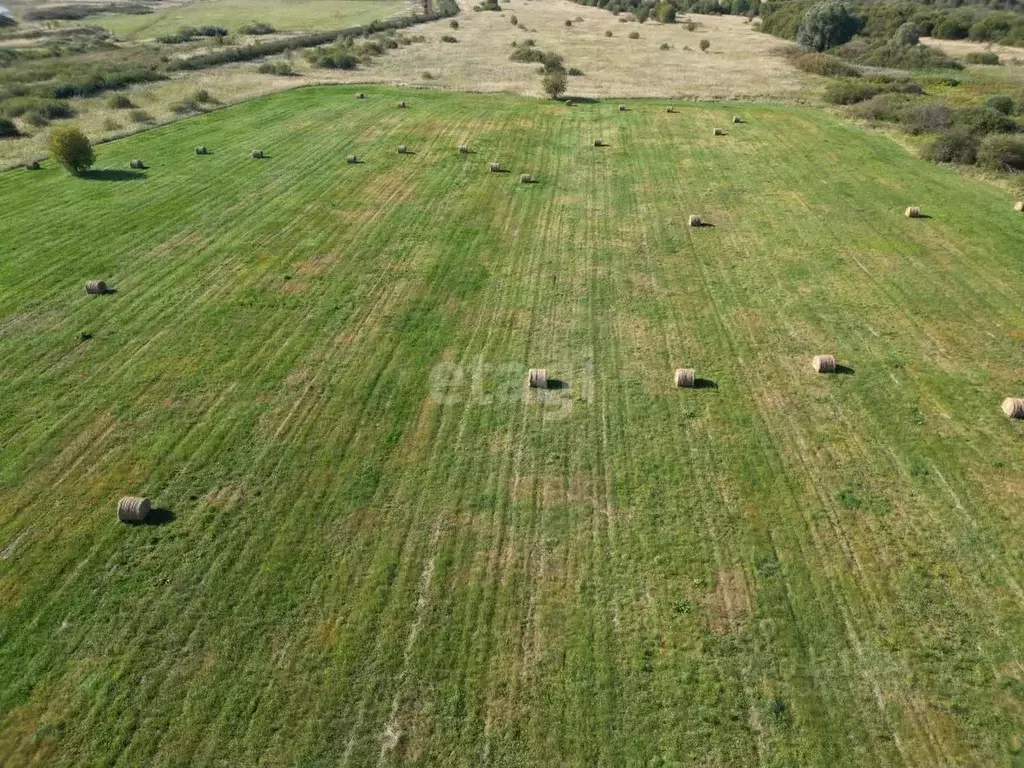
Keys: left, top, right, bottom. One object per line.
{"left": 1, "top": 86, "right": 1023, "bottom": 765}
{"left": 73, "top": 0, "right": 410, "bottom": 38}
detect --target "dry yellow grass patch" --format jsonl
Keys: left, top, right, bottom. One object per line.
{"left": 920, "top": 37, "right": 1024, "bottom": 62}
{"left": 342, "top": 0, "right": 800, "bottom": 99}
{"left": 705, "top": 568, "right": 752, "bottom": 634}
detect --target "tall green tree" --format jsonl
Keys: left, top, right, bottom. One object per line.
{"left": 796, "top": 0, "right": 861, "bottom": 51}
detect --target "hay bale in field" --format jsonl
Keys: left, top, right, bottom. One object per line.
{"left": 489, "top": 162, "right": 501, "bottom": 172}
{"left": 594, "top": 139, "right": 603, "bottom": 147}
{"left": 1014, "top": 201, "right": 1023, "bottom": 212}
{"left": 459, "top": 144, "right": 469, "bottom": 154}
{"left": 397, "top": 145, "right": 408, "bottom": 154}
{"left": 675, "top": 368, "right": 695, "bottom": 388}
{"left": 713, "top": 128, "right": 724, "bottom": 136}
{"left": 398, "top": 100, "right": 407, "bottom": 108}
{"left": 85, "top": 280, "right": 107, "bottom": 295}
{"left": 520, "top": 173, "right": 532, "bottom": 183}
{"left": 356, "top": 92, "right": 365, "bottom": 99}
{"left": 195, "top": 145, "right": 208, "bottom": 155}
{"left": 812, "top": 354, "right": 836, "bottom": 373}
{"left": 688, "top": 215, "right": 702, "bottom": 227}
{"left": 1002, "top": 397, "right": 1024, "bottom": 419}
{"left": 251, "top": 150, "right": 265, "bottom": 159}
{"left": 565, "top": 99, "right": 574, "bottom": 107}
{"left": 665, "top": 106, "right": 676, "bottom": 113}
{"left": 732, "top": 115, "right": 742, "bottom": 124}
{"left": 618, "top": 104, "right": 627, "bottom": 111}
{"left": 117, "top": 496, "right": 151, "bottom": 523}
{"left": 905, "top": 206, "right": 921, "bottom": 218}
{"left": 26, "top": 160, "right": 41, "bottom": 171}
{"left": 129, "top": 159, "right": 144, "bottom": 169}
{"left": 346, "top": 154, "right": 358, "bottom": 164}
{"left": 528, "top": 368, "right": 548, "bottom": 388}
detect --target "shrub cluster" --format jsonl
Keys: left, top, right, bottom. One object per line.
{"left": 257, "top": 60, "right": 295, "bottom": 75}
{"left": 157, "top": 25, "right": 228, "bottom": 44}
{"left": 792, "top": 51, "right": 859, "bottom": 77}
{"left": 238, "top": 22, "right": 276, "bottom": 35}
{"left": 23, "top": 2, "right": 149, "bottom": 21}
{"left": 965, "top": 51, "right": 999, "bottom": 65}
{"left": 167, "top": 6, "right": 456, "bottom": 71}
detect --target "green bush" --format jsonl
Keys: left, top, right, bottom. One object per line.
{"left": 605, "top": 30, "right": 613, "bottom": 37}
{"left": 699, "top": 37, "right": 709, "bottom": 50}
{"left": 510, "top": 15, "right": 517, "bottom": 24}
{"left": 128, "top": 109, "right": 153, "bottom": 123}
{"left": 793, "top": 52, "right": 860, "bottom": 77}
{"left": 952, "top": 106, "right": 1019, "bottom": 135}
{"left": 824, "top": 81, "right": 877, "bottom": 104}
{"left": 924, "top": 130, "right": 979, "bottom": 164}
{"left": 0, "top": 117, "right": 18, "bottom": 139}
{"left": 49, "top": 124, "right": 94, "bottom": 174}
{"left": 106, "top": 93, "right": 134, "bottom": 109}
{"left": 238, "top": 22, "right": 275, "bottom": 35}
{"left": 192, "top": 89, "right": 213, "bottom": 103}
{"left": 441, "top": 34, "right": 457, "bottom": 42}
{"left": 567, "top": 66, "right": 583, "bottom": 75}
{"left": 170, "top": 99, "right": 201, "bottom": 114}
{"left": 965, "top": 51, "right": 999, "bottom": 65}
{"left": 258, "top": 61, "right": 295, "bottom": 75}
{"left": 659, "top": 42, "right": 670, "bottom": 50}
{"left": 655, "top": 2, "right": 675, "bottom": 23}
{"left": 977, "top": 134, "right": 1024, "bottom": 170}
{"left": 565, "top": 19, "right": 572, "bottom": 26}
{"left": 450, "top": 20, "right": 458, "bottom": 28}
{"left": 316, "top": 50, "right": 358, "bottom": 69}
{"left": 986, "top": 95, "right": 1014, "bottom": 115}
{"left": 629, "top": 30, "right": 640, "bottom": 39}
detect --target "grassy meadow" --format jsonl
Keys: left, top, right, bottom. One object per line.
{"left": 0, "top": 85, "right": 1023, "bottom": 765}
{"left": 98, "top": 0, "right": 412, "bottom": 39}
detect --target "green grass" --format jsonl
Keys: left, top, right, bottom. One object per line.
{"left": 1, "top": 85, "right": 1023, "bottom": 765}
{"left": 98, "top": 0, "right": 409, "bottom": 38}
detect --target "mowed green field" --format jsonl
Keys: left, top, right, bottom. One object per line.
{"left": 1, "top": 86, "right": 1023, "bottom": 766}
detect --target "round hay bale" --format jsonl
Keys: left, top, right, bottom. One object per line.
{"left": 812, "top": 354, "right": 836, "bottom": 373}
{"left": 520, "top": 173, "right": 532, "bottom": 183}
{"left": 26, "top": 160, "right": 41, "bottom": 171}
{"left": 397, "top": 144, "right": 407, "bottom": 154}
{"left": 85, "top": 280, "right": 107, "bottom": 295}
{"left": 565, "top": 99, "right": 574, "bottom": 107}
{"left": 489, "top": 162, "right": 501, "bottom": 172}
{"left": 618, "top": 104, "right": 627, "bottom": 111}
{"left": 459, "top": 144, "right": 469, "bottom": 153}
{"left": 528, "top": 368, "right": 548, "bottom": 389}
{"left": 675, "top": 368, "right": 695, "bottom": 388}
{"left": 713, "top": 128, "right": 724, "bottom": 136}
{"left": 195, "top": 146, "right": 208, "bottom": 155}
{"left": 117, "top": 496, "right": 151, "bottom": 523}
{"left": 1014, "top": 201, "right": 1023, "bottom": 212}
{"left": 665, "top": 106, "right": 676, "bottom": 113}
{"left": 732, "top": 115, "right": 742, "bottom": 124}
{"left": 594, "top": 139, "right": 602, "bottom": 147}
{"left": 346, "top": 154, "right": 358, "bottom": 164}
{"left": 688, "top": 215, "right": 702, "bottom": 227}
{"left": 398, "top": 100, "right": 407, "bottom": 108}
{"left": 251, "top": 150, "right": 264, "bottom": 159}
{"left": 129, "top": 159, "right": 144, "bottom": 169}
{"left": 905, "top": 206, "right": 921, "bottom": 218}
{"left": 356, "top": 92, "right": 365, "bottom": 99}
{"left": 1002, "top": 397, "right": 1024, "bottom": 419}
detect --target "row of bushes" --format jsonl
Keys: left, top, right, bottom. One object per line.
{"left": 22, "top": 2, "right": 150, "bottom": 21}
{"left": 157, "top": 25, "right": 229, "bottom": 44}
{"left": 166, "top": 2, "right": 458, "bottom": 71}
{"left": 762, "top": 0, "right": 1024, "bottom": 49}
{"left": 237, "top": 22, "right": 276, "bottom": 35}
